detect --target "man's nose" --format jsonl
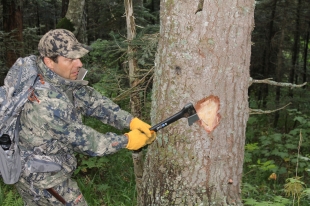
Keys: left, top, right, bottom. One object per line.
{"left": 73, "top": 59, "right": 83, "bottom": 67}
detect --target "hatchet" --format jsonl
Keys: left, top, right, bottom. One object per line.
{"left": 150, "top": 103, "right": 199, "bottom": 132}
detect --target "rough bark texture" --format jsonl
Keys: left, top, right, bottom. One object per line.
{"left": 65, "top": 0, "right": 87, "bottom": 43}
{"left": 141, "top": 0, "right": 254, "bottom": 205}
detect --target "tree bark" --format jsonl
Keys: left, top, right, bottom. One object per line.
{"left": 65, "top": 0, "right": 87, "bottom": 43}
{"left": 140, "top": 0, "right": 254, "bottom": 205}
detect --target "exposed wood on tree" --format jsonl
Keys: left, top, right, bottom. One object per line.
{"left": 195, "top": 95, "right": 221, "bottom": 134}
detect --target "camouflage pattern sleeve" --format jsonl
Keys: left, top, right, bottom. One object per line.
{"left": 74, "top": 86, "right": 134, "bottom": 130}
{"left": 22, "top": 87, "right": 129, "bottom": 156}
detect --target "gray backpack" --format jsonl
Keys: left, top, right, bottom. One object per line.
{"left": 0, "top": 55, "right": 38, "bottom": 184}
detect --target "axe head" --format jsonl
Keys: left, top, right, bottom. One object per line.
{"left": 182, "top": 103, "right": 199, "bottom": 126}
{"left": 150, "top": 102, "right": 200, "bottom": 132}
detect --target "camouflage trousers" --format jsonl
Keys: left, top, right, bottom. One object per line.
{"left": 16, "top": 177, "right": 88, "bottom": 206}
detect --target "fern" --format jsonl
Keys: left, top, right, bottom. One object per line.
{"left": 2, "top": 190, "right": 17, "bottom": 206}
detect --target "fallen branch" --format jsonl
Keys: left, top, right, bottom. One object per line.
{"left": 249, "top": 77, "right": 307, "bottom": 88}
{"left": 249, "top": 102, "right": 292, "bottom": 115}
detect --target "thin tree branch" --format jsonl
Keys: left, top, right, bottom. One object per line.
{"left": 112, "top": 67, "right": 154, "bottom": 102}
{"left": 249, "top": 77, "right": 307, "bottom": 88}
{"left": 249, "top": 102, "right": 292, "bottom": 115}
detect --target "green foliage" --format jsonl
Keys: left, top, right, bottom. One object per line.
{"left": 243, "top": 109, "right": 310, "bottom": 205}
{"left": 74, "top": 148, "right": 137, "bottom": 206}
{"left": 83, "top": 37, "right": 128, "bottom": 97}
{"left": 82, "top": 25, "right": 158, "bottom": 120}
{"left": 243, "top": 196, "right": 290, "bottom": 206}
{"left": 301, "top": 188, "right": 310, "bottom": 199}
{"left": 56, "top": 17, "right": 75, "bottom": 32}
{"left": 284, "top": 177, "right": 305, "bottom": 199}
{"left": 0, "top": 183, "right": 22, "bottom": 206}
{"left": 23, "top": 27, "right": 41, "bottom": 56}
{"left": 1, "top": 190, "right": 23, "bottom": 206}
{"left": 74, "top": 154, "right": 109, "bottom": 175}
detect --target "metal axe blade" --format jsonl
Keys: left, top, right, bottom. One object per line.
{"left": 150, "top": 103, "right": 199, "bottom": 132}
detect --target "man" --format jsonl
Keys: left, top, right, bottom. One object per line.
{"left": 16, "top": 29, "right": 155, "bottom": 205}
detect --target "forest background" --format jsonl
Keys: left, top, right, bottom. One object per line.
{"left": 0, "top": 0, "right": 310, "bottom": 205}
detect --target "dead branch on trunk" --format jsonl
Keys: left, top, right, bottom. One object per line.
{"left": 250, "top": 103, "right": 292, "bottom": 115}
{"left": 249, "top": 78, "right": 306, "bottom": 115}
{"left": 249, "top": 77, "right": 307, "bottom": 88}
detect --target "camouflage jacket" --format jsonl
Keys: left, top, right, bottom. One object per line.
{"left": 18, "top": 57, "right": 133, "bottom": 189}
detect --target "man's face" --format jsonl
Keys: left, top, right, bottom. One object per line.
{"left": 47, "top": 56, "right": 83, "bottom": 80}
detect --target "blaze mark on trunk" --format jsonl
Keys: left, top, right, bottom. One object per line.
{"left": 195, "top": 95, "right": 221, "bottom": 133}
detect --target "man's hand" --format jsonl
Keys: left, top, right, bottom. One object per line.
{"left": 130, "top": 117, "right": 153, "bottom": 137}
{"left": 125, "top": 129, "right": 156, "bottom": 150}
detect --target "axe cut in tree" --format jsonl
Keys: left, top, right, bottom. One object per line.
{"left": 150, "top": 95, "right": 221, "bottom": 133}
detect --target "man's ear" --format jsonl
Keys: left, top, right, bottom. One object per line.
{"left": 43, "top": 57, "right": 55, "bottom": 71}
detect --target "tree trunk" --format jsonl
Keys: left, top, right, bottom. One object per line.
{"left": 289, "top": 0, "right": 301, "bottom": 96}
{"left": 65, "top": 0, "right": 87, "bottom": 43}
{"left": 61, "top": 0, "right": 69, "bottom": 18}
{"left": 150, "top": 0, "right": 160, "bottom": 24}
{"left": 258, "top": 0, "right": 278, "bottom": 108}
{"left": 140, "top": 0, "right": 254, "bottom": 205}
{"left": 135, "top": 0, "right": 143, "bottom": 7}
{"left": 51, "top": 0, "right": 58, "bottom": 28}
{"left": 36, "top": 1, "right": 41, "bottom": 35}
{"left": 2, "top": 0, "right": 23, "bottom": 68}
{"left": 124, "top": 0, "right": 144, "bottom": 203}
{"left": 303, "top": 21, "right": 309, "bottom": 85}
{"left": 273, "top": 28, "right": 285, "bottom": 128}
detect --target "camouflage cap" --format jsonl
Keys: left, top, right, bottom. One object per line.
{"left": 38, "top": 29, "right": 91, "bottom": 59}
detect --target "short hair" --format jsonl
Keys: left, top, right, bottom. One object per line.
{"left": 41, "top": 55, "right": 58, "bottom": 63}
{"left": 48, "top": 55, "right": 59, "bottom": 63}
